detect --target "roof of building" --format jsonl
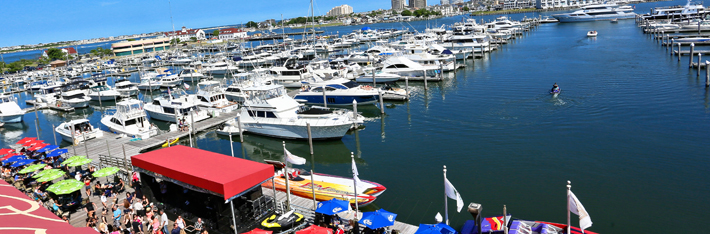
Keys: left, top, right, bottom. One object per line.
{"left": 219, "top": 28, "right": 245, "bottom": 35}
{"left": 112, "top": 38, "right": 170, "bottom": 48}
{"left": 0, "top": 180, "right": 98, "bottom": 234}
{"left": 43, "top": 47, "right": 77, "bottom": 55}
{"left": 164, "top": 27, "right": 203, "bottom": 37}
{"left": 131, "top": 145, "right": 274, "bottom": 200}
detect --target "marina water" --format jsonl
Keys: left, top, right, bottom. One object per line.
{"left": 2, "top": 0, "right": 709, "bottom": 232}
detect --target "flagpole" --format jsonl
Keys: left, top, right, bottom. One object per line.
{"left": 284, "top": 141, "right": 291, "bottom": 211}
{"left": 567, "top": 180, "right": 571, "bottom": 234}
{"left": 444, "top": 165, "right": 449, "bottom": 225}
{"left": 351, "top": 152, "right": 359, "bottom": 217}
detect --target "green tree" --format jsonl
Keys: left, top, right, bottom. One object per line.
{"left": 190, "top": 37, "right": 197, "bottom": 42}
{"left": 171, "top": 38, "right": 181, "bottom": 44}
{"left": 212, "top": 30, "right": 219, "bottom": 37}
{"left": 401, "top": 10, "right": 412, "bottom": 16}
{"left": 127, "top": 38, "right": 136, "bottom": 41}
{"left": 46, "top": 48, "right": 66, "bottom": 60}
{"left": 463, "top": 6, "right": 470, "bottom": 11}
{"left": 246, "top": 21, "right": 258, "bottom": 28}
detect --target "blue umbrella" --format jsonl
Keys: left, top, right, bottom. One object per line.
{"left": 46, "top": 149, "right": 68, "bottom": 158}
{"left": 315, "top": 198, "right": 350, "bottom": 215}
{"left": 11, "top": 159, "right": 36, "bottom": 167}
{"left": 414, "top": 224, "right": 442, "bottom": 234}
{"left": 3, "top": 155, "right": 27, "bottom": 164}
{"left": 37, "top": 145, "right": 59, "bottom": 153}
{"left": 359, "top": 209, "right": 397, "bottom": 229}
{"left": 435, "top": 223, "right": 457, "bottom": 234}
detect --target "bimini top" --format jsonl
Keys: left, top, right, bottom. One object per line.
{"left": 131, "top": 145, "right": 273, "bottom": 200}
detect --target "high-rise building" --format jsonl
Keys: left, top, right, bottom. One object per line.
{"left": 392, "top": 0, "right": 406, "bottom": 10}
{"left": 441, "top": 0, "right": 450, "bottom": 5}
{"left": 327, "top": 4, "right": 354, "bottom": 16}
{"left": 409, "top": 0, "right": 427, "bottom": 8}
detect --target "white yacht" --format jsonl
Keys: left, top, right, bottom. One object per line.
{"left": 553, "top": 4, "right": 636, "bottom": 22}
{"left": 293, "top": 81, "right": 381, "bottom": 106}
{"left": 641, "top": 1, "right": 706, "bottom": 20}
{"left": 269, "top": 59, "right": 313, "bottom": 88}
{"left": 203, "top": 61, "right": 240, "bottom": 75}
{"left": 88, "top": 85, "right": 121, "bottom": 101}
{"left": 0, "top": 93, "right": 25, "bottom": 123}
{"left": 179, "top": 69, "right": 205, "bottom": 82}
{"left": 58, "top": 81, "right": 92, "bottom": 108}
{"left": 35, "top": 85, "right": 63, "bottom": 104}
{"left": 114, "top": 78, "right": 139, "bottom": 96}
{"left": 55, "top": 119, "right": 103, "bottom": 143}
{"left": 443, "top": 34, "right": 492, "bottom": 53}
{"left": 101, "top": 99, "right": 158, "bottom": 139}
{"left": 381, "top": 56, "right": 430, "bottom": 78}
{"left": 159, "top": 74, "right": 182, "bottom": 88}
{"left": 356, "top": 68, "right": 401, "bottom": 83}
{"left": 137, "top": 76, "right": 162, "bottom": 90}
{"left": 144, "top": 88, "right": 211, "bottom": 123}
{"left": 218, "top": 85, "right": 362, "bottom": 140}
{"left": 194, "top": 80, "right": 239, "bottom": 113}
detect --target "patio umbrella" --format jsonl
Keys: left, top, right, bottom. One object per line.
{"left": 414, "top": 224, "right": 442, "bottom": 234}
{"left": 22, "top": 140, "right": 43, "bottom": 147}
{"left": 46, "top": 149, "right": 68, "bottom": 158}
{"left": 33, "top": 168, "right": 62, "bottom": 178}
{"left": 296, "top": 225, "right": 333, "bottom": 234}
{"left": 92, "top": 167, "right": 120, "bottom": 178}
{"left": 66, "top": 158, "right": 92, "bottom": 167}
{"left": 16, "top": 137, "right": 36, "bottom": 145}
{"left": 29, "top": 143, "right": 50, "bottom": 151}
{"left": 46, "top": 179, "right": 83, "bottom": 195}
{"left": 36, "top": 171, "right": 66, "bottom": 182}
{"left": 435, "top": 223, "right": 457, "bottom": 234}
{"left": 3, "top": 155, "right": 27, "bottom": 164}
{"left": 37, "top": 145, "right": 59, "bottom": 153}
{"left": 18, "top": 163, "right": 46, "bottom": 174}
{"left": 11, "top": 159, "right": 37, "bottom": 168}
{"left": 0, "top": 148, "right": 14, "bottom": 155}
{"left": 1, "top": 153, "right": 21, "bottom": 161}
{"left": 359, "top": 209, "right": 397, "bottom": 229}
{"left": 60, "top": 155, "right": 87, "bottom": 165}
{"left": 315, "top": 198, "right": 350, "bottom": 215}
{"left": 242, "top": 228, "right": 273, "bottom": 234}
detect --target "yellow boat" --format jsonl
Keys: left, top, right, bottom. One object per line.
{"left": 162, "top": 137, "right": 179, "bottom": 147}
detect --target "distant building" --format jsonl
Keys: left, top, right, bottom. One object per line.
{"left": 163, "top": 26, "right": 206, "bottom": 41}
{"left": 218, "top": 28, "right": 247, "bottom": 40}
{"left": 504, "top": 0, "right": 533, "bottom": 9}
{"left": 536, "top": 0, "right": 601, "bottom": 8}
{"left": 409, "top": 0, "right": 427, "bottom": 9}
{"left": 327, "top": 4, "right": 354, "bottom": 16}
{"left": 112, "top": 38, "right": 171, "bottom": 56}
{"left": 42, "top": 47, "right": 78, "bottom": 58}
{"left": 441, "top": 0, "right": 450, "bottom": 5}
{"left": 392, "top": 0, "right": 406, "bottom": 10}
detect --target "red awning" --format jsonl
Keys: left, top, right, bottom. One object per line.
{"left": 131, "top": 145, "right": 273, "bottom": 200}
{"left": 0, "top": 180, "right": 98, "bottom": 234}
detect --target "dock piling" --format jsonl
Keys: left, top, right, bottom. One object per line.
{"left": 52, "top": 124, "right": 57, "bottom": 146}
{"left": 405, "top": 77, "right": 409, "bottom": 99}
{"left": 706, "top": 61, "right": 710, "bottom": 87}
{"left": 237, "top": 113, "right": 243, "bottom": 143}
{"left": 378, "top": 89, "right": 384, "bottom": 114}
{"left": 678, "top": 43, "right": 682, "bottom": 61}
{"left": 699, "top": 54, "right": 703, "bottom": 76}
{"left": 690, "top": 43, "right": 695, "bottom": 67}
{"left": 322, "top": 85, "right": 327, "bottom": 108}
{"left": 423, "top": 70, "right": 428, "bottom": 90}
{"left": 352, "top": 100, "right": 358, "bottom": 129}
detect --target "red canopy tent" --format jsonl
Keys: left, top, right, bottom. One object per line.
{"left": 15, "top": 137, "right": 36, "bottom": 145}
{"left": 131, "top": 145, "right": 273, "bottom": 200}
{"left": 296, "top": 225, "right": 334, "bottom": 234}
{"left": 0, "top": 180, "right": 98, "bottom": 234}
{"left": 243, "top": 228, "right": 274, "bottom": 234}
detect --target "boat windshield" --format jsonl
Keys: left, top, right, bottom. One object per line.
{"left": 92, "top": 86, "right": 109, "bottom": 91}
{"left": 245, "top": 86, "right": 286, "bottom": 102}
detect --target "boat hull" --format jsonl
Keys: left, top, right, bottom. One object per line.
{"left": 241, "top": 121, "right": 351, "bottom": 140}
{"left": 293, "top": 93, "right": 379, "bottom": 106}
{"left": 145, "top": 108, "right": 210, "bottom": 123}
{"left": 261, "top": 176, "right": 377, "bottom": 206}
{"left": 0, "top": 114, "right": 24, "bottom": 123}
{"left": 554, "top": 13, "right": 635, "bottom": 22}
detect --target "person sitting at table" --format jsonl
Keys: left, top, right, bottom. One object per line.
{"left": 34, "top": 186, "right": 47, "bottom": 200}
{"left": 113, "top": 177, "right": 125, "bottom": 193}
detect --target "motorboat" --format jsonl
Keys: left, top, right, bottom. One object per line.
{"left": 55, "top": 119, "right": 103, "bottom": 143}
{"left": 159, "top": 73, "right": 182, "bottom": 88}
{"left": 228, "top": 84, "right": 362, "bottom": 140}
{"left": 202, "top": 61, "right": 240, "bottom": 75}
{"left": 0, "top": 93, "right": 25, "bottom": 123}
{"left": 261, "top": 161, "right": 385, "bottom": 206}
{"left": 611, "top": 18, "right": 618, "bottom": 23}
{"left": 680, "top": 19, "right": 710, "bottom": 30}
{"left": 293, "top": 81, "right": 380, "bottom": 106}
{"left": 101, "top": 99, "right": 158, "bottom": 139}
{"left": 87, "top": 85, "right": 121, "bottom": 101}
{"left": 269, "top": 59, "right": 314, "bottom": 88}
{"left": 178, "top": 68, "right": 205, "bottom": 82}
{"left": 58, "top": 81, "right": 92, "bottom": 108}
{"left": 461, "top": 215, "right": 598, "bottom": 234}
{"left": 34, "top": 85, "right": 62, "bottom": 104}
{"left": 114, "top": 78, "right": 139, "bottom": 96}
{"left": 443, "top": 34, "right": 492, "bottom": 53}
{"left": 553, "top": 4, "right": 636, "bottom": 22}
{"left": 641, "top": 0, "right": 706, "bottom": 21}
{"left": 194, "top": 80, "right": 239, "bottom": 113}
{"left": 137, "top": 76, "right": 162, "bottom": 90}
{"left": 587, "top": 31, "right": 598, "bottom": 37}
{"left": 144, "top": 88, "right": 211, "bottom": 123}
{"left": 550, "top": 88, "right": 561, "bottom": 97}
{"left": 381, "top": 56, "right": 430, "bottom": 78}
{"left": 356, "top": 68, "right": 401, "bottom": 83}
{"left": 540, "top": 16, "right": 560, "bottom": 23}
{"left": 675, "top": 37, "right": 710, "bottom": 43}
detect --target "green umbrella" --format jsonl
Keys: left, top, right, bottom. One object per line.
{"left": 18, "top": 164, "right": 46, "bottom": 174}
{"left": 66, "top": 158, "right": 92, "bottom": 167}
{"left": 36, "top": 171, "right": 66, "bottom": 182}
{"left": 92, "top": 167, "right": 120, "bottom": 178}
{"left": 33, "top": 168, "right": 62, "bottom": 178}
{"left": 60, "top": 155, "right": 87, "bottom": 166}
{"left": 46, "top": 179, "right": 83, "bottom": 195}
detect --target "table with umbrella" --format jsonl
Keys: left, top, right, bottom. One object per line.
{"left": 315, "top": 198, "right": 351, "bottom": 228}
{"left": 296, "top": 225, "right": 334, "bottom": 234}
{"left": 360, "top": 209, "right": 398, "bottom": 230}
{"left": 242, "top": 228, "right": 273, "bottom": 234}
{"left": 16, "top": 137, "right": 37, "bottom": 145}
{"left": 18, "top": 163, "right": 45, "bottom": 174}
{"left": 46, "top": 149, "right": 69, "bottom": 158}
{"left": 11, "top": 159, "right": 37, "bottom": 168}
{"left": 36, "top": 170, "right": 66, "bottom": 183}
{"left": 61, "top": 155, "right": 87, "bottom": 166}
{"left": 0, "top": 148, "right": 14, "bottom": 156}
{"left": 414, "top": 223, "right": 457, "bottom": 234}
{"left": 33, "top": 168, "right": 63, "bottom": 179}
{"left": 37, "top": 145, "right": 59, "bottom": 153}
{"left": 46, "top": 179, "right": 84, "bottom": 212}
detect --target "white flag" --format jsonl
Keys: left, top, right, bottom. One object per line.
{"left": 284, "top": 148, "right": 306, "bottom": 165}
{"left": 351, "top": 157, "right": 362, "bottom": 186}
{"left": 444, "top": 177, "right": 464, "bottom": 212}
{"left": 184, "top": 83, "right": 190, "bottom": 89}
{"left": 568, "top": 191, "right": 593, "bottom": 231}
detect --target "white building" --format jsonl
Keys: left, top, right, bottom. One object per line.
{"left": 163, "top": 26, "right": 206, "bottom": 41}
{"left": 535, "top": 0, "right": 602, "bottom": 9}
{"left": 218, "top": 28, "right": 247, "bottom": 40}
{"left": 327, "top": 4, "right": 354, "bottom": 16}
{"left": 504, "top": 0, "right": 533, "bottom": 9}
{"left": 392, "top": 0, "right": 406, "bottom": 9}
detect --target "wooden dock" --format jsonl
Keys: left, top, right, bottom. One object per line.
{"left": 24, "top": 100, "right": 76, "bottom": 112}
{"left": 674, "top": 50, "right": 710, "bottom": 55}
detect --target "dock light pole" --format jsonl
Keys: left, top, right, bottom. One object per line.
{"left": 229, "top": 130, "right": 234, "bottom": 157}
{"left": 444, "top": 165, "right": 449, "bottom": 225}
{"left": 352, "top": 100, "right": 358, "bottom": 128}
{"left": 322, "top": 85, "right": 327, "bottom": 108}
{"left": 567, "top": 181, "right": 571, "bottom": 234}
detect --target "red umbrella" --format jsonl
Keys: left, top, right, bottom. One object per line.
{"left": 1, "top": 153, "right": 21, "bottom": 161}
{"left": 296, "top": 225, "right": 333, "bottom": 234}
{"left": 22, "top": 140, "right": 44, "bottom": 147}
{"left": 29, "top": 143, "right": 50, "bottom": 151}
{"left": 0, "top": 148, "right": 14, "bottom": 155}
{"left": 243, "top": 228, "right": 273, "bottom": 234}
{"left": 16, "top": 137, "right": 36, "bottom": 145}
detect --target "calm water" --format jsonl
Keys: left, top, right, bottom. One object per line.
{"left": 3, "top": 1, "right": 710, "bottom": 233}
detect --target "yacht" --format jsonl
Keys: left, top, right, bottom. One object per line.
{"left": 380, "top": 56, "right": 430, "bottom": 78}
{"left": 194, "top": 80, "right": 239, "bottom": 113}
{"left": 641, "top": 1, "right": 706, "bottom": 20}
{"left": 293, "top": 81, "right": 381, "bottom": 106}
{"left": 58, "top": 81, "right": 92, "bottom": 108}
{"left": 159, "top": 73, "right": 182, "bottom": 88}
{"left": 137, "top": 76, "right": 162, "bottom": 90}
{"left": 552, "top": 4, "right": 636, "bottom": 22}
{"left": 87, "top": 85, "right": 121, "bottom": 101}
{"left": 178, "top": 69, "right": 205, "bottom": 82}
{"left": 114, "top": 78, "right": 139, "bottom": 96}
{"left": 442, "top": 34, "right": 492, "bottom": 53}
{"left": 144, "top": 88, "right": 211, "bottom": 123}
{"left": 101, "top": 99, "right": 158, "bottom": 139}
{"left": 218, "top": 84, "right": 363, "bottom": 140}
{"left": 269, "top": 59, "right": 313, "bottom": 88}
{"left": 55, "top": 119, "right": 103, "bottom": 143}
{"left": 0, "top": 93, "right": 25, "bottom": 123}
{"left": 202, "top": 61, "right": 240, "bottom": 75}
{"left": 34, "top": 84, "right": 63, "bottom": 104}
{"left": 356, "top": 68, "right": 401, "bottom": 83}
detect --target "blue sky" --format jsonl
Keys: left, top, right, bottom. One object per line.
{"left": 1, "top": 0, "right": 392, "bottom": 47}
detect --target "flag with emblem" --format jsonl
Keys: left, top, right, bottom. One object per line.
{"left": 445, "top": 176, "right": 464, "bottom": 212}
